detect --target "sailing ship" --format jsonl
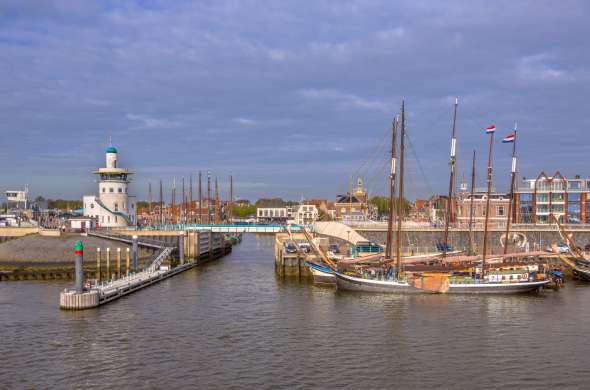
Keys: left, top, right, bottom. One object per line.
{"left": 550, "top": 213, "right": 590, "bottom": 281}
{"left": 335, "top": 100, "right": 549, "bottom": 294}
{"left": 446, "top": 123, "right": 549, "bottom": 293}
{"left": 335, "top": 101, "right": 440, "bottom": 293}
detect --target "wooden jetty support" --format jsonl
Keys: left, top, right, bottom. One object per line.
{"left": 60, "top": 230, "right": 232, "bottom": 310}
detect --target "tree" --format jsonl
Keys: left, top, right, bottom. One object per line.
{"left": 369, "top": 196, "right": 411, "bottom": 217}
{"left": 231, "top": 204, "right": 256, "bottom": 217}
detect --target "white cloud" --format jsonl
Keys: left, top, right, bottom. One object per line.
{"left": 126, "top": 113, "right": 181, "bottom": 130}
{"left": 298, "top": 88, "right": 390, "bottom": 112}
{"left": 517, "top": 54, "right": 569, "bottom": 81}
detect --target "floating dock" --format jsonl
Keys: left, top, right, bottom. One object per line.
{"left": 60, "top": 230, "right": 231, "bottom": 310}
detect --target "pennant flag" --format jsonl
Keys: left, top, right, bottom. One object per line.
{"left": 485, "top": 124, "right": 496, "bottom": 134}
{"left": 502, "top": 133, "right": 516, "bottom": 143}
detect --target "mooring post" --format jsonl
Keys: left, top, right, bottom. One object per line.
{"left": 106, "top": 247, "right": 111, "bottom": 281}
{"left": 132, "top": 235, "right": 138, "bottom": 272}
{"left": 116, "top": 247, "right": 121, "bottom": 279}
{"left": 126, "top": 248, "right": 131, "bottom": 276}
{"left": 96, "top": 247, "right": 101, "bottom": 283}
{"left": 74, "top": 240, "right": 84, "bottom": 293}
{"left": 179, "top": 231, "right": 185, "bottom": 265}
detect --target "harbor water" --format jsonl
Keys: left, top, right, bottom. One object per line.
{"left": 1, "top": 234, "right": 589, "bottom": 389}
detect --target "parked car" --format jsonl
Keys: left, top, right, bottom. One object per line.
{"left": 284, "top": 242, "right": 298, "bottom": 253}
{"left": 298, "top": 242, "right": 311, "bottom": 253}
{"left": 555, "top": 243, "right": 569, "bottom": 253}
{"left": 329, "top": 244, "right": 340, "bottom": 254}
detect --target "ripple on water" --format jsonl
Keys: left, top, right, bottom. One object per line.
{"left": 1, "top": 234, "right": 589, "bottom": 389}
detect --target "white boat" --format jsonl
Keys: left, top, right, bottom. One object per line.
{"left": 305, "top": 262, "right": 335, "bottom": 284}
{"left": 334, "top": 272, "right": 426, "bottom": 293}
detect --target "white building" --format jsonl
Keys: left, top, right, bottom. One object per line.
{"left": 257, "top": 207, "right": 288, "bottom": 223}
{"left": 293, "top": 204, "right": 319, "bottom": 225}
{"left": 83, "top": 146, "right": 136, "bottom": 228}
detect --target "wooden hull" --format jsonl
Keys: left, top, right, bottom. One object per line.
{"left": 306, "top": 262, "right": 335, "bottom": 284}
{"left": 447, "top": 280, "right": 549, "bottom": 294}
{"left": 572, "top": 268, "right": 590, "bottom": 282}
{"left": 310, "top": 267, "right": 336, "bottom": 284}
{"left": 334, "top": 272, "right": 427, "bottom": 294}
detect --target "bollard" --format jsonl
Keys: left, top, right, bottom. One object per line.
{"left": 126, "top": 247, "right": 131, "bottom": 276}
{"left": 74, "top": 240, "right": 84, "bottom": 293}
{"left": 106, "top": 248, "right": 111, "bottom": 281}
{"left": 132, "top": 235, "right": 138, "bottom": 272}
{"left": 117, "top": 248, "right": 121, "bottom": 279}
{"left": 179, "top": 232, "right": 185, "bottom": 265}
{"left": 96, "top": 248, "right": 101, "bottom": 282}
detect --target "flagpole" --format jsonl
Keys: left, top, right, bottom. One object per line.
{"left": 481, "top": 127, "right": 495, "bottom": 275}
{"left": 503, "top": 124, "right": 518, "bottom": 255}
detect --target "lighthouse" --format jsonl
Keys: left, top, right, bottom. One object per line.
{"left": 83, "top": 145, "right": 136, "bottom": 227}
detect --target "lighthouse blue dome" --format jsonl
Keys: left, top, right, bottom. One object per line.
{"left": 106, "top": 146, "right": 118, "bottom": 153}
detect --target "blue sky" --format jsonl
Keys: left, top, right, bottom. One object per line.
{"left": 1, "top": 0, "right": 589, "bottom": 202}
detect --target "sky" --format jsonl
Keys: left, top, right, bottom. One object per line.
{"left": 1, "top": 0, "right": 589, "bottom": 202}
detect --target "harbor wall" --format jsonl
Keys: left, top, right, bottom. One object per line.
{"left": 357, "top": 228, "right": 590, "bottom": 254}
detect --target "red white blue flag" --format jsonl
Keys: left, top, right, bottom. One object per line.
{"left": 502, "top": 133, "right": 516, "bottom": 143}
{"left": 485, "top": 124, "right": 496, "bottom": 134}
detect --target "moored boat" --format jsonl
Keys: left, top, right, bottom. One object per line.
{"left": 334, "top": 271, "right": 426, "bottom": 293}
{"left": 305, "top": 261, "right": 335, "bottom": 284}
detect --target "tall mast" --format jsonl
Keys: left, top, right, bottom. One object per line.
{"left": 443, "top": 97, "right": 459, "bottom": 257}
{"left": 349, "top": 175, "right": 353, "bottom": 221}
{"left": 214, "top": 177, "right": 220, "bottom": 224}
{"left": 385, "top": 115, "right": 398, "bottom": 261}
{"left": 229, "top": 175, "right": 234, "bottom": 224}
{"left": 482, "top": 128, "right": 495, "bottom": 273}
{"left": 395, "top": 101, "right": 406, "bottom": 280}
{"left": 198, "top": 171, "right": 202, "bottom": 224}
{"left": 503, "top": 124, "right": 518, "bottom": 255}
{"left": 207, "top": 171, "right": 211, "bottom": 224}
{"left": 159, "top": 179, "right": 163, "bottom": 225}
{"left": 468, "top": 150, "right": 476, "bottom": 255}
{"left": 182, "top": 177, "right": 185, "bottom": 224}
{"left": 172, "top": 177, "right": 176, "bottom": 224}
{"left": 189, "top": 175, "right": 193, "bottom": 223}
{"left": 148, "top": 182, "right": 153, "bottom": 226}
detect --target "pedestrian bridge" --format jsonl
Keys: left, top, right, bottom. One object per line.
{"left": 138, "top": 223, "right": 303, "bottom": 234}
{"left": 136, "top": 221, "right": 372, "bottom": 245}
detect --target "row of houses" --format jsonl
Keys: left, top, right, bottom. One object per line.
{"left": 419, "top": 171, "right": 590, "bottom": 227}
{"left": 257, "top": 178, "right": 377, "bottom": 224}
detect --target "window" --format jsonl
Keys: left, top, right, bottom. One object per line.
{"left": 109, "top": 188, "right": 114, "bottom": 193}
{"left": 551, "top": 193, "right": 565, "bottom": 202}
{"left": 520, "top": 193, "right": 533, "bottom": 202}
{"left": 536, "top": 193, "right": 549, "bottom": 202}
{"left": 497, "top": 206, "right": 505, "bottom": 216}
{"left": 131, "top": 204, "right": 134, "bottom": 209}
{"left": 90, "top": 203, "right": 94, "bottom": 209}
{"left": 114, "top": 203, "right": 119, "bottom": 212}
{"left": 118, "top": 188, "right": 122, "bottom": 193}
{"left": 115, "top": 216, "right": 118, "bottom": 222}
{"left": 102, "top": 188, "right": 105, "bottom": 193}
{"left": 569, "top": 181, "right": 581, "bottom": 190}
{"left": 569, "top": 193, "right": 581, "bottom": 202}
{"left": 107, "top": 216, "right": 110, "bottom": 223}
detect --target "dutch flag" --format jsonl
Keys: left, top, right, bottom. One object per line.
{"left": 502, "top": 133, "right": 516, "bottom": 143}
{"left": 485, "top": 124, "right": 496, "bottom": 134}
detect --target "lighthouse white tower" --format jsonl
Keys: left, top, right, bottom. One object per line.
{"left": 83, "top": 145, "right": 136, "bottom": 227}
